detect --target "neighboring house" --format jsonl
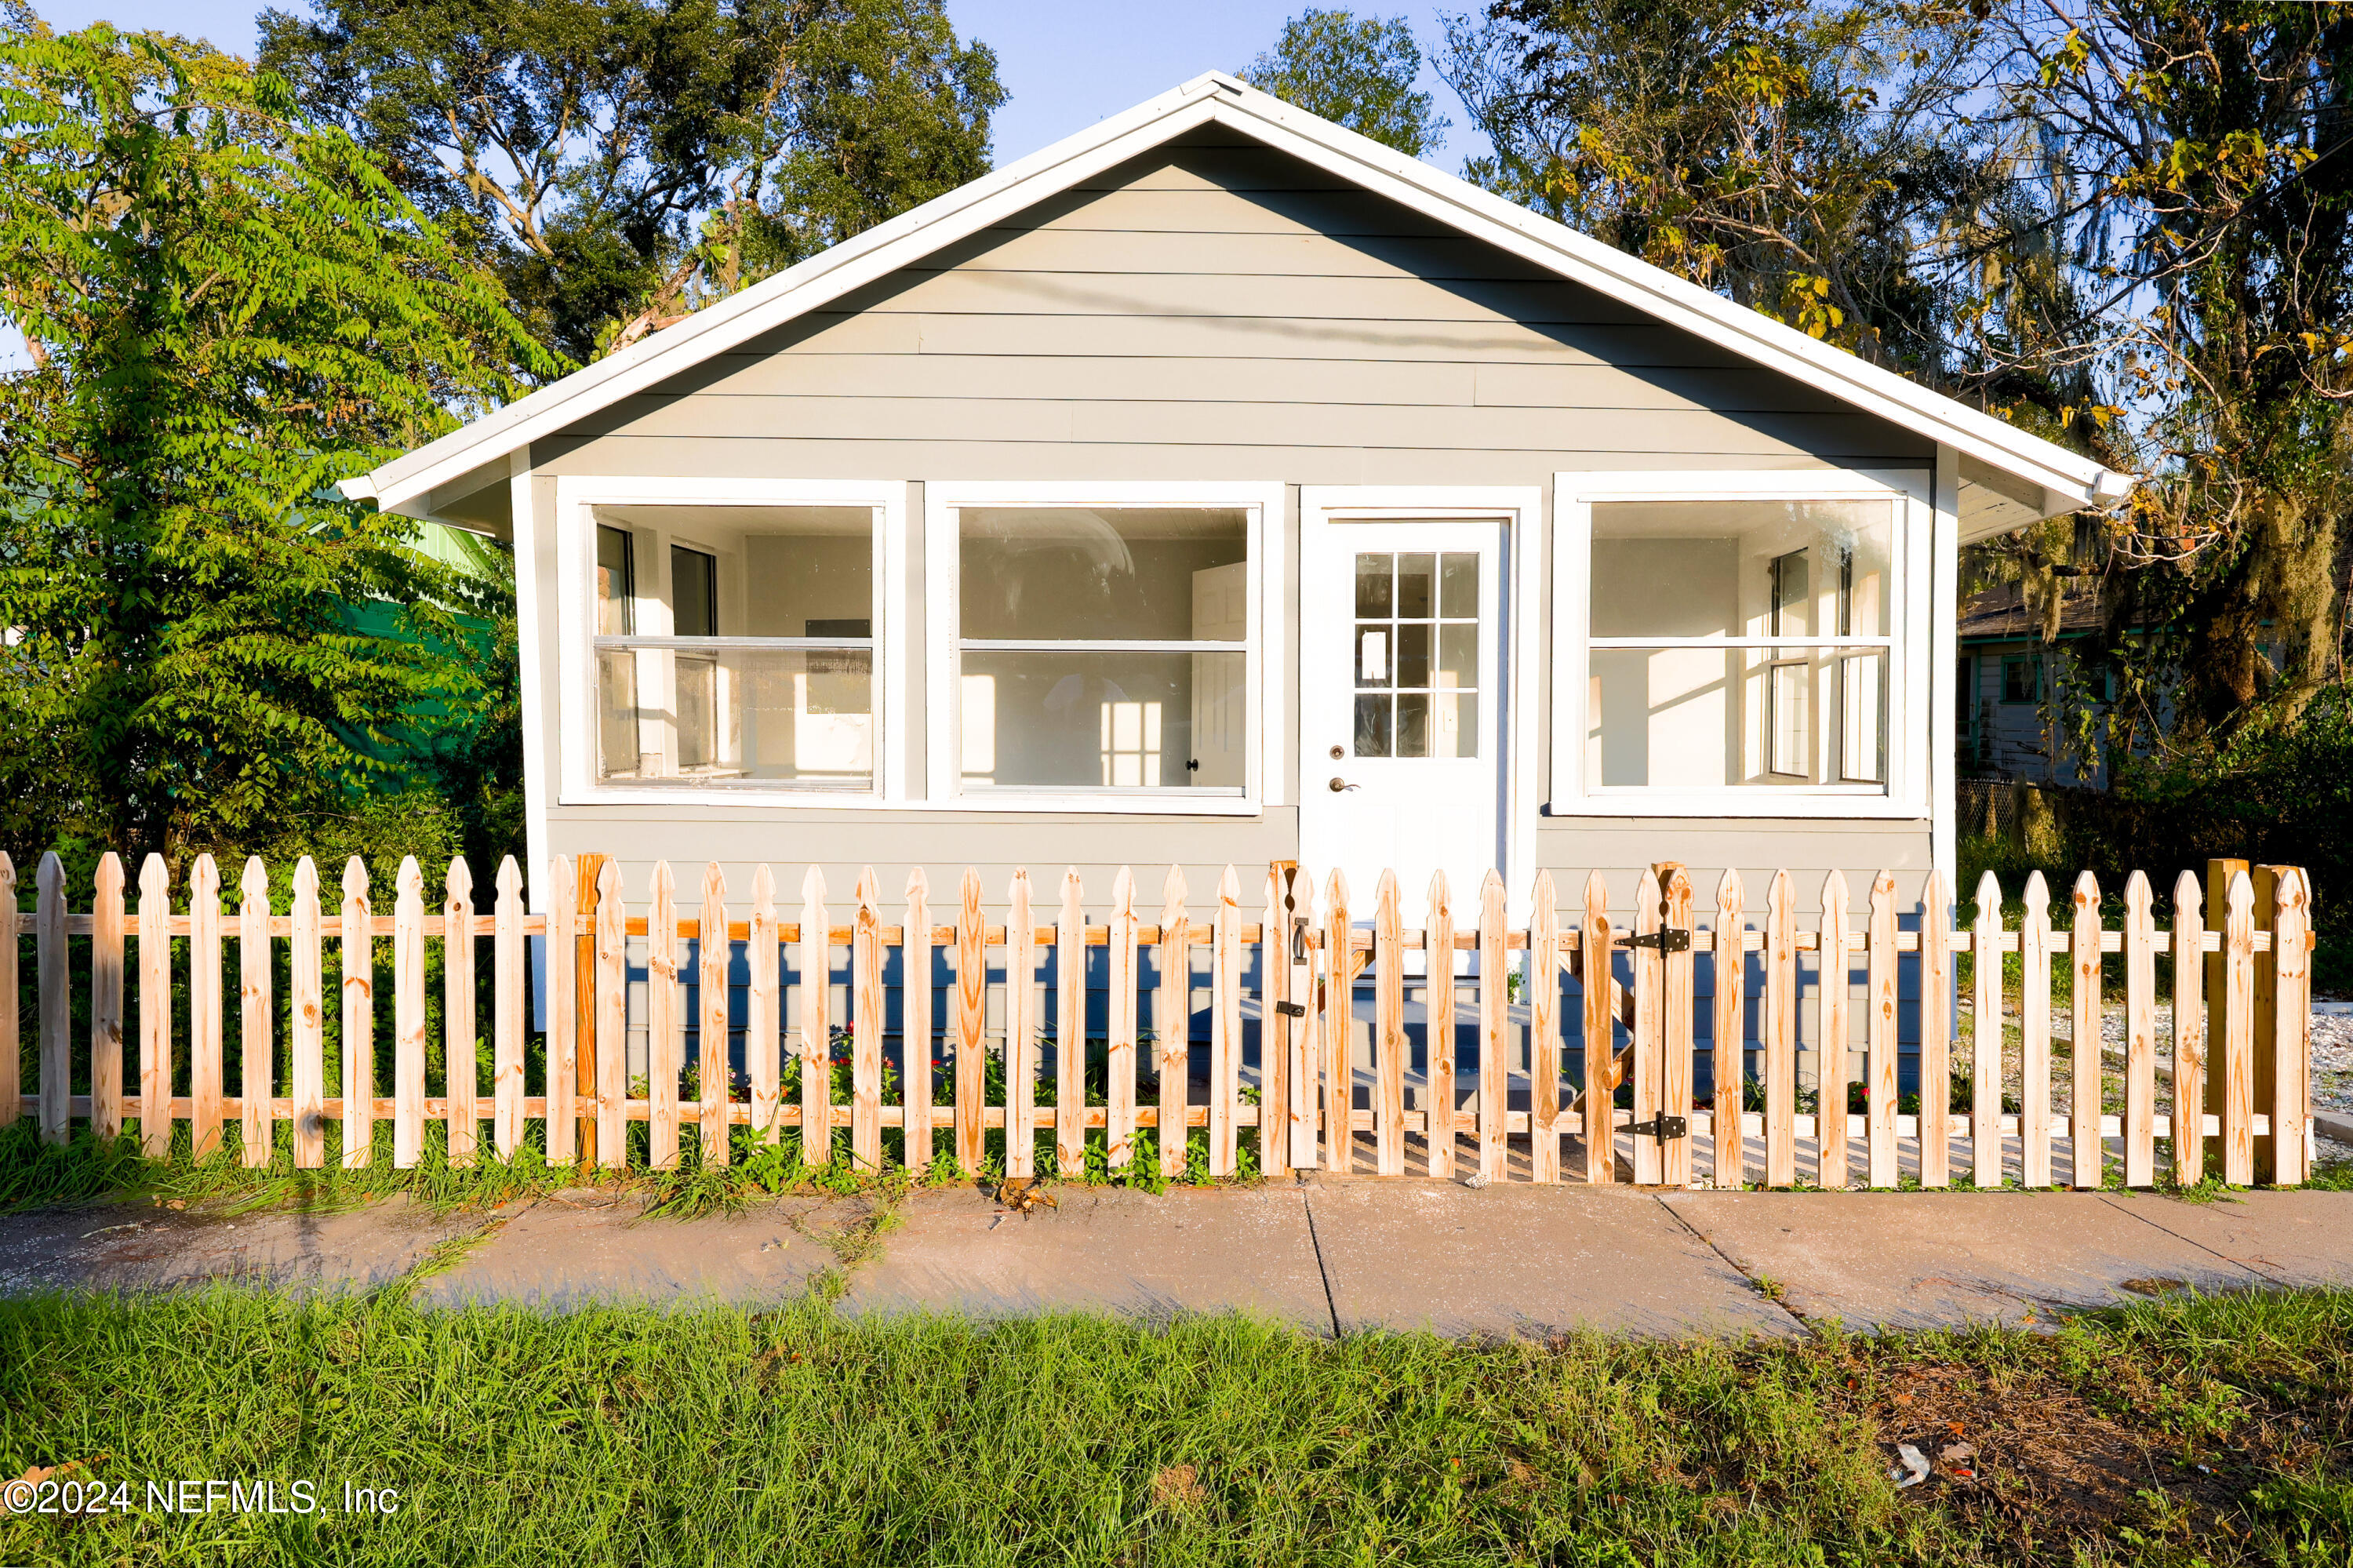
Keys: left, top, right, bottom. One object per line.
{"left": 340, "top": 72, "right": 2130, "bottom": 926}
{"left": 1957, "top": 582, "right": 2118, "bottom": 788}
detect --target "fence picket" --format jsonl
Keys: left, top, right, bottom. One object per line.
{"left": 2170, "top": 871, "right": 2204, "bottom": 1188}
{"left": 291, "top": 859, "right": 324, "bottom": 1168}
{"left": 1374, "top": 871, "right": 1405, "bottom": 1177}
{"left": 2122, "top": 872, "right": 2156, "bottom": 1188}
{"left": 1322, "top": 871, "right": 1353, "bottom": 1173}
{"left": 240, "top": 858, "right": 273, "bottom": 1166}
{"left": 1005, "top": 869, "right": 1037, "bottom": 1180}
{"left": 542, "top": 857, "right": 577, "bottom": 1166}
{"left": 800, "top": 868, "right": 831, "bottom": 1167}
{"left": 1107, "top": 868, "right": 1139, "bottom": 1171}
{"left": 1866, "top": 872, "right": 1899, "bottom": 1189}
{"left": 1260, "top": 864, "right": 1289, "bottom": 1176}
{"left": 0, "top": 857, "right": 13, "bottom": 1130}
{"left": 1660, "top": 867, "right": 1696, "bottom": 1188}
{"left": 2020, "top": 874, "right": 2053, "bottom": 1187}
{"left": 1425, "top": 870, "right": 1456, "bottom": 1181}
{"left": 2070, "top": 872, "right": 2104, "bottom": 1189}
{"left": 703, "top": 863, "right": 733, "bottom": 1166}
{"left": 1478, "top": 870, "right": 1510, "bottom": 1183}
{"left": 1711, "top": 870, "right": 1745, "bottom": 1190}
{"left": 594, "top": 859, "right": 626, "bottom": 1169}
{"left": 1763, "top": 871, "right": 1795, "bottom": 1187}
{"left": 1209, "top": 864, "right": 1242, "bottom": 1178}
{"left": 955, "top": 868, "right": 986, "bottom": 1175}
{"left": 1580, "top": 871, "right": 1615, "bottom": 1184}
{"left": 1158, "top": 868, "right": 1191, "bottom": 1180}
{"left": 852, "top": 867, "right": 883, "bottom": 1171}
{"left": 902, "top": 869, "right": 933, "bottom": 1170}
{"left": 493, "top": 858, "right": 524, "bottom": 1159}
{"left": 37, "top": 854, "right": 66, "bottom": 1144}
{"left": 91, "top": 855, "right": 124, "bottom": 1141}
{"left": 392, "top": 858, "right": 427, "bottom": 1170}
{"left": 1628, "top": 868, "right": 1664, "bottom": 1187}
{"left": 1917, "top": 870, "right": 1951, "bottom": 1188}
{"left": 1815, "top": 872, "right": 1850, "bottom": 1188}
{"left": 1971, "top": 871, "right": 2002, "bottom": 1188}
{"left": 189, "top": 855, "right": 223, "bottom": 1160}
{"left": 749, "top": 866, "right": 780, "bottom": 1145}
{"left": 647, "top": 862, "right": 681, "bottom": 1169}
{"left": 1279, "top": 865, "right": 1315, "bottom": 1172}
{"left": 1528, "top": 871, "right": 1562, "bottom": 1184}
{"left": 2222, "top": 870, "right": 2256, "bottom": 1184}
{"left": 340, "top": 858, "right": 373, "bottom": 1170}
{"left": 1059, "top": 868, "right": 1087, "bottom": 1177}
{"left": 2271, "top": 868, "right": 2311, "bottom": 1185}
{"left": 445, "top": 859, "right": 475, "bottom": 1167}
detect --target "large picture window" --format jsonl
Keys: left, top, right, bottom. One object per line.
{"left": 590, "top": 504, "right": 878, "bottom": 790}
{"left": 1559, "top": 476, "right": 1918, "bottom": 812}
{"left": 952, "top": 506, "right": 1250, "bottom": 794}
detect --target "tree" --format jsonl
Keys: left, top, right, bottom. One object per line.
{"left": 1243, "top": 8, "right": 1446, "bottom": 158}
{"left": 0, "top": 16, "right": 557, "bottom": 864}
{"left": 259, "top": 0, "right": 1005, "bottom": 366}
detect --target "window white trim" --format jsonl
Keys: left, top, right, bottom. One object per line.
{"left": 924, "top": 481, "right": 1283, "bottom": 816}
{"left": 1550, "top": 468, "right": 1933, "bottom": 819}
{"left": 551, "top": 475, "right": 906, "bottom": 809}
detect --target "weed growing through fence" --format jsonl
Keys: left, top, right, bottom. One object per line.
{"left": 5, "top": 1284, "right": 2352, "bottom": 1565}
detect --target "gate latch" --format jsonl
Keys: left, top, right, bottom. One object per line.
{"left": 1274, "top": 1000, "right": 1306, "bottom": 1019}
{"left": 1627, "top": 929, "right": 1692, "bottom": 953}
{"left": 1628, "top": 1115, "right": 1688, "bottom": 1143}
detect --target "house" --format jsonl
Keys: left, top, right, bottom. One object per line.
{"left": 341, "top": 72, "right": 2130, "bottom": 931}
{"left": 1957, "top": 582, "right": 2118, "bottom": 788}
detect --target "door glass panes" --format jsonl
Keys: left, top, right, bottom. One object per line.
{"left": 1352, "top": 551, "right": 1478, "bottom": 759}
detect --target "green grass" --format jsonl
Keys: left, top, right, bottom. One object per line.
{"left": 5, "top": 1284, "right": 2353, "bottom": 1565}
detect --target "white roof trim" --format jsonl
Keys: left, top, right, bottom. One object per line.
{"left": 347, "top": 70, "right": 2129, "bottom": 520}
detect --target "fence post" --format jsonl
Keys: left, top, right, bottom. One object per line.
{"left": 493, "top": 857, "right": 525, "bottom": 1160}
{"left": 1970, "top": 871, "right": 2003, "bottom": 1188}
{"left": 1424, "top": 870, "right": 1456, "bottom": 1181}
{"left": 1917, "top": 869, "right": 1951, "bottom": 1189}
{"left": 798, "top": 867, "right": 831, "bottom": 1168}
{"left": 1374, "top": 870, "right": 1405, "bottom": 1177}
{"left": 852, "top": 866, "right": 884, "bottom": 1172}
{"left": 1322, "top": 871, "right": 1353, "bottom": 1174}
{"left": 91, "top": 855, "right": 125, "bottom": 1141}
{"left": 646, "top": 861, "right": 681, "bottom": 1170}
{"left": 189, "top": 854, "right": 223, "bottom": 1161}
{"left": 291, "top": 858, "right": 324, "bottom": 1168}
{"left": 1529, "top": 870, "right": 1562, "bottom": 1185}
{"left": 1866, "top": 871, "right": 1899, "bottom": 1190}
{"left": 1060, "top": 868, "right": 1089, "bottom": 1177}
{"left": 445, "top": 858, "right": 475, "bottom": 1168}
{"left": 1762, "top": 871, "right": 1795, "bottom": 1187}
{"left": 702, "top": 862, "right": 733, "bottom": 1166}
{"left": 1817, "top": 870, "right": 1850, "bottom": 1189}
{"left": 2169, "top": 870, "right": 2204, "bottom": 1188}
{"left": 541, "top": 855, "right": 576, "bottom": 1167}
{"left": 37, "top": 853, "right": 66, "bottom": 1144}
{"left": 241, "top": 857, "right": 274, "bottom": 1167}
{"left": 1106, "top": 868, "right": 1137, "bottom": 1172}
{"left": 2271, "top": 868, "right": 2311, "bottom": 1185}
{"left": 572, "top": 851, "right": 606, "bottom": 1171}
{"left": 1158, "top": 868, "right": 1190, "bottom": 1180}
{"left": 749, "top": 866, "right": 780, "bottom": 1147}
{"left": 2122, "top": 871, "right": 2155, "bottom": 1188}
{"left": 393, "top": 857, "right": 426, "bottom": 1170}
{"left": 1004, "top": 868, "right": 1036, "bottom": 1180}
{"left": 902, "top": 869, "right": 933, "bottom": 1170}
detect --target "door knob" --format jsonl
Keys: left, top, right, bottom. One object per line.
{"left": 1328, "top": 777, "right": 1359, "bottom": 792}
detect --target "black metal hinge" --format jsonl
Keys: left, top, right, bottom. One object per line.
{"left": 1627, "top": 929, "right": 1693, "bottom": 953}
{"left": 1628, "top": 1115, "right": 1689, "bottom": 1144}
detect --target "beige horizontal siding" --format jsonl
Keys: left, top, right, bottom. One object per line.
{"left": 843, "top": 267, "right": 1653, "bottom": 326}
{"left": 925, "top": 225, "right": 1564, "bottom": 281}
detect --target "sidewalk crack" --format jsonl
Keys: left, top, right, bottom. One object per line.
{"left": 1653, "top": 1195, "right": 1809, "bottom": 1327}
{"left": 1299, "top": 1185, "right": 1344, "bottom": 1341}
{"left": 2096, "top": 1193, "right": 2284, "bottom": 1285}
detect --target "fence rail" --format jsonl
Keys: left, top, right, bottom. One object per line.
{"left": 1, "top": 852, "right": 2318, "bottom": 1189}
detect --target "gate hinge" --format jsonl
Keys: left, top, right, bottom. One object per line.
{"left": 1628, "top": 929, "right": 1692, "bottom": 953}
{"left": 1274, "top": 1000, "right": 1306, "bottom": 1018}
{"left": 1628, "top": 1115, "right": 1688, "bottom": 1143}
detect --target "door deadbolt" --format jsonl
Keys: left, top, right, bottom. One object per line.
{"left": 1328, "top": 744, "right": 1345, "bottom": 759}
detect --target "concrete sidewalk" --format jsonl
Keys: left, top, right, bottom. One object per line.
{"left": 3, "top": 1179, "right": 2347, "bottom": 1336}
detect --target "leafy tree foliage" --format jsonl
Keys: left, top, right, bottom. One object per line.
{"left": 1244, "top": 8, "right": 1447, "bottom": 158}
{"left": 0, "top": 15, "right": 557, "bottom": 865}
{"left": 259, "top": 0, "right": 1005, "bottom": 365}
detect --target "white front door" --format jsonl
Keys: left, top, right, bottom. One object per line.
{"left": 1299, "top": 514, "right": 1507, "bottom": 926}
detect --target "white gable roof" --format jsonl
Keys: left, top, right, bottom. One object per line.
{"left": 344, "top": 71, "right": 2129, "bottom": 529}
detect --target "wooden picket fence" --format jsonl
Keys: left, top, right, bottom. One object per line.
{"left": 0, "top": 851, "right": 2319, "bottom": 1188}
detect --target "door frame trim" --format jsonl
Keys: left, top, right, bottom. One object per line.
{"left": 1299, "top": 486, "right": 1543, "bottom": 920}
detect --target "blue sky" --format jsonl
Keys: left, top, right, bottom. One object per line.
{"left": 28, "top": 0, "right": 1492, "bottom": 173}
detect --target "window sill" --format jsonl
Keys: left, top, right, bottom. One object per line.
{"left": 557, "top": 785, "right": 1264, "bottom": 817}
